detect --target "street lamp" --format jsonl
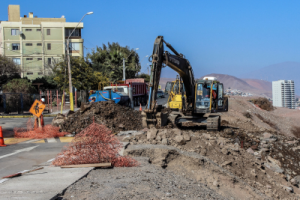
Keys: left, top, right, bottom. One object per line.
{"left": 67, "top": 11, "right": 93, "bottom": 111}
{"left": 122, "top": 48, "right": 139, "bottom": 81}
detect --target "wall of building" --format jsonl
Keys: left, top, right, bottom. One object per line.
{"left": 272, "top": 80, "right": 295, "bottom": 109}
{"left": 8, "top": 5, "right": 20, "bottom": 22}
{"left": 2, "top": 5, "right": 84, "bottom": 80}
{"left": 272, "top": 81, "right": 283, "bottom": 107}
{"left": 0, "top": 23, "right": 3, "bottom": 55}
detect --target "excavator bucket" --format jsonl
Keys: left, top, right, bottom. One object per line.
{"left": 142, "top": 105, "right": 169, "bottom": 128}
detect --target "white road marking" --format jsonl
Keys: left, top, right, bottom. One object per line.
{"left": 46, "top": 138, "right": 57, "bottom": 143}
{"left": 23, "top": 139, "right": 41, "bottom": 143}
{"left": 0, "top": 146, "right": 39, "bottom": 160}
{"left": 47, "top": 158, "right": 55, "bottom": 162}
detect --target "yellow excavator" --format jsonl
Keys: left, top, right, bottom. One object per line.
{"left": 167, "top": 75, "right": 185, "bottom": 110}
{"left": 142, "top": 36, "right": 228, "bottom": 131}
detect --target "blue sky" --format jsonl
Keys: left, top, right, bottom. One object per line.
{"left": 1, "top": 0, "right": 300, "bottom": 79}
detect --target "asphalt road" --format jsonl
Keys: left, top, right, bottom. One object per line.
{"left": 0, "top": 96, "right": 169, "bottom": 179}
{"left": 0, "top": 143, "right": 66, "bottom": 179}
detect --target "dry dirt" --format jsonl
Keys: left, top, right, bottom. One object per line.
{"left": 61, "top": 157, "right": 226, "bottom": 200}
{"left": 52, "top": 101, "right": 142, "bottom": 134}
{"left": 58, "top": 97, "right": 300, "bottom": 199}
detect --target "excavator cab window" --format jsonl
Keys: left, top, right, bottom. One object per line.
{"left": 216, "top": 83, "right": 228, "bottom": 112}
{"left": 196, "top": 84, "right": 210, "bottom": 109}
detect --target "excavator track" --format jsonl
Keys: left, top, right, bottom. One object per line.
{"left": 207, "top": 115, "right": 220, "bottom": 131}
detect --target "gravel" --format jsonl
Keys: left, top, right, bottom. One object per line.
{"left": 61, "top": 157, "right": 226, "bottom": 200}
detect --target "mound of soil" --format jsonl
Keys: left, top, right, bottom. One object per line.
{"left": 53, "top": 101, "right": 142, "bottom": 134}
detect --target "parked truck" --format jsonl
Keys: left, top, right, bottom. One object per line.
{"left": 88, "top": 79, "right": 148, "bottom": 107}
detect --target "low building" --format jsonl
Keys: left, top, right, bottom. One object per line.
{"left": 0, "top": 5, "right": 84, "bottom": 79}
{"left": 272, "top": 80, "right": 295, "bottom": 109}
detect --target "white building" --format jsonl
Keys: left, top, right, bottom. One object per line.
{"left": 272, "top": 80, "right": 295, "bottom": 109}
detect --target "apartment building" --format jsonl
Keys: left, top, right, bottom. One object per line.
{"left": 0, "top": 5, "right": 84, "bottom": 79}
{"left": 272, "top": 80, "right": 295, "bottom": 109}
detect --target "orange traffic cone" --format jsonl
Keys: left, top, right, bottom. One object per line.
{"left": 0, "top": 126, "right": 6, "bottom": 147}
{"left": 139, "top": 104, "right": 142, "bottom": 111}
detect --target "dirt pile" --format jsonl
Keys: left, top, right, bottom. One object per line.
{"left": 52, "top": 101, "right": 142, "bottom": 134}
{"left": 122, "top": 126, "right": 300, "bottom": 199}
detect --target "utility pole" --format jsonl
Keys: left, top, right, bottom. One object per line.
{"left": 122, "top": 58, "right": 125, "bottom": 81}
{"left": 67, "top": 39, "right": 74, "bottom": 111}
{"left": 67, "top": 11, "right": 93, "bottom": 111}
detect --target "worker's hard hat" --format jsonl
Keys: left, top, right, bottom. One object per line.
{"left": 41, "top": 98, "right": 45, "bottom": 102}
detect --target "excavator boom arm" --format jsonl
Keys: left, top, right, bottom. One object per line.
{"left": 146, "top": 36, "right": 195, "bottom": 114}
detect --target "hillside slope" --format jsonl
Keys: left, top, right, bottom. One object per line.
{"left": 241, "top": 61, "right": 300, "bottom": 95}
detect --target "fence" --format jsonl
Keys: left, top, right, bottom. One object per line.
{"left": 0, "top": 90, "right": 89, "bottom": 115}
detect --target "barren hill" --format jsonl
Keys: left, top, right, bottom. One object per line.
{"left": 160, "top": 74, "right": 272, "bottom": 97}
{"left": 241, "top": 61, "right": 300, "bottom": 95}
{"left": 201, "top": 73, "right": 272, "bottom": 97}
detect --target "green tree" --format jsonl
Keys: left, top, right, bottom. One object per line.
{"left": 32, "top": 75, "right": 57, "bottom": 91}
{"left": 136, "top": 73, "right": 150, "bottom": 82}
{"left": 87, "top": 42, "right": 140, "bottom": 82}
{"left": 91, "top": 71, "right": 110, "bottom": 90}
{"left": 3, "top": 79, "right": 37, "bottom": 93}
{"left": 53, "top": 57, "right": 95, "bottom": 92}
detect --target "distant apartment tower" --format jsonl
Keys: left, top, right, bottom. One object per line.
{"left": 0, "top": 5, "right": 84, "bottom": 79}
{"left": 272, "top": 80, "right": 295, "bottom": 109}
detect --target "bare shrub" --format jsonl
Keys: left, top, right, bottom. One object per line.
{"left": 250, "top": 98, "right": 274, "bottom": 111}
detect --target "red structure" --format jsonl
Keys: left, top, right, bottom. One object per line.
{"left": 110, "top": 79, "right": 148, "bottom": 106}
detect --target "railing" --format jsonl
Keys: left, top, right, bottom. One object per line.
{"left": 0, "top": 90, "right": 88, "bottom": 115}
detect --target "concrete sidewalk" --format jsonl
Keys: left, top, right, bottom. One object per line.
{"left": 0, "top": 162, "right": 93, "bottom": 200}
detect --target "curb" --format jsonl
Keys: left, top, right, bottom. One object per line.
{"left": 0, "top": 114, "right": 57, "bottom": 118}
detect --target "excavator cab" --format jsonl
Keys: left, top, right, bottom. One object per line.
{"left": 195, "top": 80, "right": 228, "bottom": 113}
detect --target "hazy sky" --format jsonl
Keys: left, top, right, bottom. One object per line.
{"left": 1, "top": 0, "right": 300, "bottom": 78}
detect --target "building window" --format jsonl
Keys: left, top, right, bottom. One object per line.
{"left": 37, "top": 43, "right": 42, "bottom": 46}
{"left": 47, "top": 43, "right": 51, "bottom": 50}
{"left": 26, "top": 43, "right": 33, "bottom": 46}
{"left": 48, "top": 58, "right": 51, "bottom": 65}
{"left": 36, "top": 29, "right": 41, "bottom": 31}
{"left": 65, "top": 28, "right": 81, "bottom": 37}
{"left": 69, "top": 42, "right": 80, "bottom": 51}
{"left": 47, "top": 29, "right": 51, "bottom": 35}
{"left": 11, "top": 29, "right": 19, "bottom": 35}
{"left": 12, "top": 43, "right": 20, "bottom": 50}
{"left": 38, "top": 72, "right": 43, "bottom": 75}
{"left": 25, "top": 29, "right": 32, "bottom": 31}
{"left": 27, "top": 72, "right": 33, "bottom": 75}
{"left": 37, "top": 58, "right": 42, "bottom": 61}
{"left": 26, "top": 58, "right": 33, "bottom": 60}
{"left": 12, "top": 58, "right": 21, "bottom": 65}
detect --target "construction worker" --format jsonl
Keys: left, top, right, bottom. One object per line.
{"left": 91, "top": 97, "right": 96, "bottom": 103}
